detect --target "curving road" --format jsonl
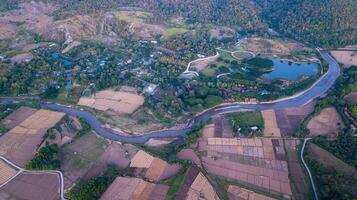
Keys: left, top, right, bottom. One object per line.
{"left": 1, "top": 52, "right": 340, "bottom": 144}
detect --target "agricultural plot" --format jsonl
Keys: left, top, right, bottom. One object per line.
{"left": 129, "top": 150, "right": 180, "bottom": 181}
{"left": 275, "top": 101, "right": 315, "bottom": 136}
{"left": 60, "top": 132, "right": 108, "bottom": 190}
{"left": 78, "top": 89, "right": 144, "bottom": 114}
{"left": 227, "top": 185, "right": 276, "bottom": 200}
{"left": 1, "top": 172, "right": 60, "bottom": 200}
{"left": 100, "top": 177, "right": 169, "bottom": 200}
{"left": 190, "top": 53, "right": 220, "bottom": 71}
{"left": 82, "top": 143, "right": 138, "bottom": 180}
{"left": 261, "top": 110, "right": 281, "bottom": 137}
{"left": 176, "top": 166, "right": 220, "bottom": 200}
{"left": 1, "top": 106, "right": 37, "bottom": 129}
{"left": 331, "top": 46, "right": 357, "bottom": 68}
{"left": 307, "top": 107, "right": 344, "bottom": 136}
{"left": 0, "top": 159, "right": 18, "bottom": 185}
{"left": 0, "top": 109, "right": 65, "bottom": 167}
{"left": 283, "top": 139, "right": 309, "bottom": 200}
{"left": 199, "top": 137, "right": 292, "bottom": 197}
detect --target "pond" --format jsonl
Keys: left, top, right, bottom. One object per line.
{"left": 265, "top": 59, "right": 319, "bottom": 81}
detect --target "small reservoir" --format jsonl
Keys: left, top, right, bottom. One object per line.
{"left": 265, "top": 59, "right": 319, "bottom": 81}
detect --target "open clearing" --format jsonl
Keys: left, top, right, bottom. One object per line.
{"left": 307, "top": 107, "right": 344, "bottom": 136}
{"left": 1, "top": 106, "right": 37, "bottom": 129}
{"left": 60, "top": 132, "right": 108, "bottom": 190}
{"left": 331, "top": 46, "right": 357, "bottom": 68}
{"left": 261, "top": 110, "right": 281, "bottom": 137}
{"left": 100, "top": 177, "right": 169, "bottom": 200}
{"left": 163, "top": 27, "right": 188, "bottom": 37}
{"left": 307, "top": 143, "right": 356, "bottom": 176}
{"left": 240, "top": 37, "right": 309, "bottom": 55}
{"left": 78, "top": 89, "right": 144, "bottom": 114}
{"left": 191, "top": 53, "right": 220, "bottom": 71}
{"left": 130, "top": 150, "right": 180, "bottom": 181}
{"left": 0, "top": 109, "right": 65, "bottom": 167}
{"left": 227, "top": 185, "right": 275, "bottom": 200}
{"left": 345, "top": 92, "right": 357, "bottom": 103}
{"left": 275, "top": 101, "right": 315, "bottom": 136}
{"left": 176, "top": 166, "right": 220, "bottom": 200}
{"left": 1, "top": 172, "right": 60, "bottom": 200}
{"left": 82, "top": 143, "right": 137, "bottom": 180}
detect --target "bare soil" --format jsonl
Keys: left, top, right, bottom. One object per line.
{"left": 331, "top": 46, "right": 357, "bottom": 68}
{"left": 307, "top": 107, "right": 344, "bottom": 136}
{"left": 1, "top": 172, "right": 60, "bottom": 200}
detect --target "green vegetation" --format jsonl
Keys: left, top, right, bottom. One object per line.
{"left": 26, "top": 144, "right": 61, "bottom": 170}
{"left": 163, "top": 164, "right": 190, "bottom": 199}
{"left": 227, "top": 111, "right": 264, "bottom": 136}
{"left": 164, "top": 27, "right": 188, "bottom": 37}
{"left": 75, "top": 117, "right": 91, "bottom": 139}
{"left": 256, "top": 0, "right": 357, "bottom": 47}
{"left": 347, "top": 103, "right": 357, "bottom": 119}
{"left": 66, "top": 165, "right": 123, "bottom": 200}
{"left": 0, "top": 0, "right": 19, "bottom": 11}
{"left": 137, "top": 123, "right": 203, "bottom": 163}
{"left": 305, "top": 157, "right": 357, "bottom": 200}
{"left": 313, "top": 134, "right": 357, "bottom": 168}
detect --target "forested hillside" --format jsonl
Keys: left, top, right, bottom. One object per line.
{"left": 3, "top": 0, "right": 357, "bottom": 47}
{"left": 256, "top": 0, "right": 357, "bottom": 47}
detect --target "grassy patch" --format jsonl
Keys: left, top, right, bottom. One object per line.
{"left": 162, "top": 164, "right": 190, "bottom": 199}
{"left": 227, "top": 111, "right": 264, "bottom": 136}
{"left": 164, "top": 27, "right": 188, "bottom": 37}
{"left": 201, "top": 67, "right": 216, "bottom": 77}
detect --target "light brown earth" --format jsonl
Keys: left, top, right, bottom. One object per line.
{"left": 191, "top": 53, "right": 219, "bottom": 71}
{"left": 10, "top": 53, "right": 33, "bottom": 63}
{"left": 0, "top": 2, "right": 56, "bottom": 40}
{"left": 78, "top": 89, "right": 144, "bottom": 114}
{"left": 227, "top": 185, "right": 276, "bottom": 200}
{"left": 261, "top": 110, "right": 281, "bottom": 137}
{"left": 240, "top": 37, "right": 309, "bottom": 55}
{"left": 1, "top": 172, "right": 60, "bottom": 200}
{"left": 307, "top": 107, "right": 344, "bottom": 136}
{"left": 331, "top": 46, "right": 357, "bottom": 68}
{"left": 186, "top": 172, "right": 221, "bottom": 200}
{"left": 129, "top": 150, "right": 179, "bottom": 181}
{"left": 202, "top": 124, "right": 215, "bottom": 138}
{"left": 100, "top": 177, "right": 169, "bottom": 200}
{"left": 0, "top": 159, "right": 17, "bottom": 185}
{"left": 1, "top": 106, "right": 37, "bottom": 129}
{"left": 177, "top": 149, "right": 202, "bottom": 166}
{"left": 0, "top": 109, "right": 65, "bottom": 167}
{"left": 344, "top": 92, "right": 357, "bottom": 103}
{"left": 307, "top": 143, "right": 356, "bottom": 176}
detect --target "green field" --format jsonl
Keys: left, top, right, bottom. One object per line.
{"left": 227, "top": 111, "right": 264, "bottom": 136}
{"left": 163, "top": 27, "right": 188, "bottom": 37}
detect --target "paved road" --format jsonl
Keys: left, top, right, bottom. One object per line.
{"left": 300, "top": 138, "right": 319, "bottom": 200}
{"left": 0, "top": 52, "right": 340, "bottom": 144}
{"left": 0, "top": 156, "right": 66, "bottom": 200}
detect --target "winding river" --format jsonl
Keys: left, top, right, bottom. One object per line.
{"left": 1, "top": 52, "right": 340, "bottom": 144}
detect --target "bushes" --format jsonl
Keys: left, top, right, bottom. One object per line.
{"left": 204, "top": 95, "right": 223, "bottom": 107}
{"left": 66, "top": 165, "right": 122, "bottom": 200}
{"left": 26, "top": 144, "right": 60, "bottom": 170}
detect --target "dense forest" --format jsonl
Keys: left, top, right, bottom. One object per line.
{"left": 256, "top": 0, "right": 357, "bottom": 47}
{"left": 44, "top": 0, "right": 357, "bottom": 47}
